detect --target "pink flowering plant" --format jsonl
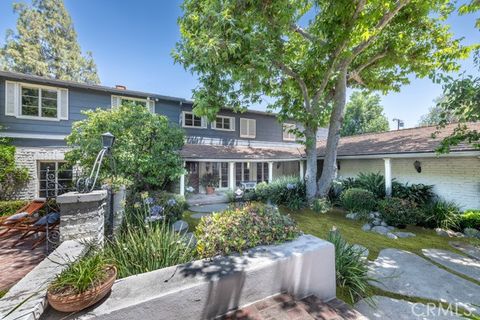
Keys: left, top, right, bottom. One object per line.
{"left": 195, "top": 202, "right": 300, "bottom": 258}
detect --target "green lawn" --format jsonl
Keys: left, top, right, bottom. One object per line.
{"left": 281, "top": 206, "right": 479, "bottom": 261}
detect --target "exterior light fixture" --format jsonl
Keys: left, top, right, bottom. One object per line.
{"left": 414, "top": 160, "right": 422, "bottom": 173}
{"left": 102, "top": 132, "right": 115, "bottom": 150}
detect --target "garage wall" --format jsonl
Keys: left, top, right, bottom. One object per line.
{"left": 336, "top": 157, "right": 480, "bottom": 210}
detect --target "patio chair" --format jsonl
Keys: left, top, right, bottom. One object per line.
{"left": 0, "top": 199, "right": 46, "bottom": 237}
{"left": 10, "top": 212, "right": 60, "bottom": 249}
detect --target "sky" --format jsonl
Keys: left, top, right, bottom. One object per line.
{"left": 0, "top": 0, "right": 478, "bottom": 129}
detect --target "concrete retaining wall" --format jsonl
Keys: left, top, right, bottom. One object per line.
{"left": 45, "top": 234, "right": 335, "bottom": 320}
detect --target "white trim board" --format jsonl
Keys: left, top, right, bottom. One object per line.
{"left": 0, "top": 132, "right": 67, "bottom": 140}
{"left": 182, "top": 158, "right": 301, "bottom": 163}
{"left": 332, "top": 151, "right": 480, "bottom": 159}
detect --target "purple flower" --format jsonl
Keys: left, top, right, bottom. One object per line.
{"left": 144, "top": 197, "right": 154, "bottom": 205}
{"left": 167, "top": 198, "right": 177, "bottom": 206}
{"left": 286, "top": 183, "right": 296, "bottom": 190}
{"left": 150, "top": 205, "right": 164, "bottom": 216}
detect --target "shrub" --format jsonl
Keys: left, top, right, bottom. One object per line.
{"left": 418, "top": 199, "right": 461, "bottom": 230}
{"left": 65, "top": 103, "right": 185, "bottom": 192}
{"left": 195, "top": 202, "right": 300, "bottom": 258}
{"left": 355, "top": 172, "right": 385, "bottom": 198}
{"left": 311, "top": 198, "right": 332, "bottom": 214}
{"left": 327, "top": 230, "right": 371, "bottom": 302}
{"left": 459, "top": 210, "right": 480, "bottom": 230}
{"left": 104, "top": 222, "right": 196, "bottom": 279}
{"left": 0, "top": 142, "right": 30, "bottom": 200}
{"left": 393, "top": 183, "right": 434, "bottom": 205}
{"left": 254, "top": 176, "right": 306, "bottom": 209}
{"left": 49, "top": 252, "right": 110, "bottom": 295}
{"left": 0, "top": 200, "right": 28, "bottom": 216}
{"left": 340, "top": 188, "right": 376, "bottom": 213}
{"left": 378, "top": 197, "right": 419, "bottom": 227}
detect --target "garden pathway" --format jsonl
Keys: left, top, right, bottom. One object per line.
{"left": 366, "top": 248, "right": 480, "bottom": 315}
{"left": 422, "top": 248, "right": 480, "bottom": 281}
{"left": 450, "top": 241, "right": 480, "bottom": 260}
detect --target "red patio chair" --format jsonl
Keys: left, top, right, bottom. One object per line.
{"left": 0, "top": 199, "right": 46, "bottom": 237}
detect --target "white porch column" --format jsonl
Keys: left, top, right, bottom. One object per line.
{"left": 179, "top": 161, "right": 186, "bottom": 196}
{"left": 384, "top": 158, "right": 392, "bottom": 197}
{"left": 268, "top": 161, "right": 274, "bottom": 183}
{"left": 229, "top": 162, "right": 235, "bottom": 190}
{"left": 299, "top": 160, "right": 305, "bottom": 181}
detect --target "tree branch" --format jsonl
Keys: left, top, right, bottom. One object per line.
{"left": 290, "top": 24, "right": 314, "bottom": 42}
{"left": 352, "top": 0, "right": 410, "bottom": 58}
{"left": 311, "top": 0, "right": 366, "bottom": 107}
{"left": 273, "top": 61, "right": 311, "bottom": 111}
{"left": 348, "top": 50, "right": 389, "bottom": 85}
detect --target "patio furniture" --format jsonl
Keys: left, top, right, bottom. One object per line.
{"left": 0, "top": 199, "right": 46, "bottom": 237}
{"left": 10, "top": 212, "right": 60, "bottom": 249}
{"left": 239, "top": 181, "right": 257, "bottom": 191}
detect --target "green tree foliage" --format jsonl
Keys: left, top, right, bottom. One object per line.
{"left": 418, "top": 99, "right": 458, "bottom": 126}
{"left": 65, "top": 104, "right": 185, "bottom": 191}
{"left": 341, "top": 91, "right": 389, "bottom": 136}
{"left": 1, "top": 0, "right": 99, "bottom": 84}
{"left": 0, "top": 129, "right": 30, "bottom": 200}
{"left": 174, "top": 0, "right": 470, "bottom": 199}
{"left": 436, "top": 51, "right": 480, "bottom": 152}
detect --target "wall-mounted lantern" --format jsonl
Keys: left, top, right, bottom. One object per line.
{"left": 414, "top": 160, "right": 422, "bottom": 173}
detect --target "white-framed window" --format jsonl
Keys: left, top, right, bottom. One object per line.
{"left": 283, "top": 123, "right": 296, "bottom": 141}
{"left": 240, "top": 118, "right": 256, "bottom": 138}
{"left": 182, "top": 111, "right": 207, "bottom": 128}
{"left": 5, "top": 81, "right": 69, "bottom": 121}
{"left": 111, "top": 95, "right": 155, "bottom": 113}
{"left": 38, "top": 161, "right": 73, "bottom": 198}
{"left": 211, "top": 115, "right": 235, "bottom": 131}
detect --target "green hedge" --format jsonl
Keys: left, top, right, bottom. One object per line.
{"left": 378, "top": 197, "right": 419, "bottom": 227}
{"left": 340, "top": 188, "right": 376, "bottom": 214}
{"left": 195, "top": 202, "right": 300, "bottom": 258}
{"left": 0, "top": 200, "right": 28, "bottom": 217}
{"left": 255, "top": 176, "right": 306, "bottom": 209}
{"left": 459, "top": 210, "right": 480, "bottom": 230}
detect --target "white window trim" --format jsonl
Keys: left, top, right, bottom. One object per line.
{"left": 112, "top": 95, "right": 155, "bottom": 113}
{"left": 182, "top": 111, "right": 207, "bottom": 129}
{"left": 13, "top": 82, "right": 67, "bottom": 121}
{"left": 211, "top": 115, "right": 235, "bottom": 131}
{"left": 240, "top": 118, "right": 256, "bottom": 138}
{"left": 283, "top": 123, "right": 296, "bottom": 141}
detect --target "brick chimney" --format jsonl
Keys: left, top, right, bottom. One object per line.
{"left": 115, "top": 85, "right": 127, "bottom": 90}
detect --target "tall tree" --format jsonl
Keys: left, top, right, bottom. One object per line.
{"left": 418, "top": 98, "right": 458, "bottom": 126}
{"left": 435, "top": 50, "right": 480, "bottom": 152}
{"left": 174, "top": 0, "right": 470, "bottom": 200}
{"left": 341, "top": 91, "right": 389, "bottom": 136}
{"left": 1, "top": 0, "right": 99, "bottom": 84}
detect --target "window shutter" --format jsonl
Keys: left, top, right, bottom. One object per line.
{"left": 147, "top": 100, "right": 155, "bottom": 113}
{"left": 58, "top": 88, "right": 69, "bottom": 120}
{"left": 201, "top": 116, "right": 207, "bottom": 128}
{"left": 111, "top": 95, "right": 121, "bottom": 108}
{"left": 249, "top": 119, "right": 256, "bottom": 137}
{"left": 230, "top": 117, "right": 235, "bottom": 131}
{"left": 5, "top": 81, "right": 19, "bottom": 116}
{"left": 240, "top": 118, "right": 248, "bottom": 137}
{"left": 211, "top": 118, "right": 217, "bottom": 129}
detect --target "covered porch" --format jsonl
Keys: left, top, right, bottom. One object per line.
{"left": 179, "top": 144, "right": 306, "bottom": 196}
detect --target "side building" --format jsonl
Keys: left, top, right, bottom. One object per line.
{"left": 0, "top": 71, "right": 312, "bottom": 198}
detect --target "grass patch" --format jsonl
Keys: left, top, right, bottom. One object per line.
{"left": 283, "top": 206, "right": 478, "bottom": 260}
{"left": 0, "top": 290, "right": 7, "bottom": 298}
{"left": 182, "top": 210, "right": 200, "bottom": 232}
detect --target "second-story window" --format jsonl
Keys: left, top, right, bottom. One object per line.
{"left": 283, "top": 123, "right": 296, "bottom": 141}
{"left": 212, "top": 115, "right": 235, "bottom": 131}
{"left": 240, "top": 118, "right": 256, "bottom": 138}
{"left": 182, "top": 111, "right": 206, "bottom": 128}
{"left": 21, "top": 85, "right": 57, "bottom": 119}
{"left": 111, "top": 95, "right": 155, "bottom": 113}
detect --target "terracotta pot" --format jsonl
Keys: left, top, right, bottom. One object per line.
{"left": 47, "top": 265, "right": 117, "bottom": 313}
{"left": 206, "top": 186, "right": 215, "bottom": 194}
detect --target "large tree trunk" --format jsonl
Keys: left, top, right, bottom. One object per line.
{"left": 317, "top": 67, "right": 348, "bottom": 197}
{"left": 304, "top": 126, "right": 318, "bottom": 202}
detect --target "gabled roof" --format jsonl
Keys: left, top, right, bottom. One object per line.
{"left": 318, "top": 122, "right": 480, "bottom": 157}
{"left": 180, "top": 144, "right": 305, "bottom": 160}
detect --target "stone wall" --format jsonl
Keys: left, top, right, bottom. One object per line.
{"left": 337, "top": 156, "right": 480, "bottom": 209}
{"left": 14, "top": 146, "right": 70, "bottom": 199}
{"left": 57, "top": 190, "right": 107, "bottom": 246}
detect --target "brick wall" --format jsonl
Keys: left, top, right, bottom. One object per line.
{"left": 14, "top": 147, "right": 70, "bottom": 199}
{"left": 337, "top": 156, "right": 480, "bottom": 210}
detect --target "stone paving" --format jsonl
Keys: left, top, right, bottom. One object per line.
{"left": 368, "top": 248, "right": 480, "bottom": 314}
{"left": 450, "top": 241, "right": 480, "bottom": 260}
{"left": 222, "top": 293, "right": 366, "bottom": 320}
{"left": 190, "top": 203, "right": 229, "bottom": 213}
{"left": 422, "top": 248, "right": 480, "bottom": 281}
{"left": 355, "top": 296, "right": 463, "bottom": 320}
{"left": 0, "top": 233, "right": 46, "bottom": 291}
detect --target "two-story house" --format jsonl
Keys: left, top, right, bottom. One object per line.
{"left": 0, "top": 71, "right": 315, "bottom": 199}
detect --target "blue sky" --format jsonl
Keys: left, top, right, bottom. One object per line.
{"left": 0, "top": 0, "right": 478, "bottom": 128}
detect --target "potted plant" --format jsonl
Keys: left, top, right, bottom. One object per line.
{"left": 200, "top": 173, "right": 219, "bottom": 194}
{"left": 47, "top": 253, "right": 117, "bottom": 313}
